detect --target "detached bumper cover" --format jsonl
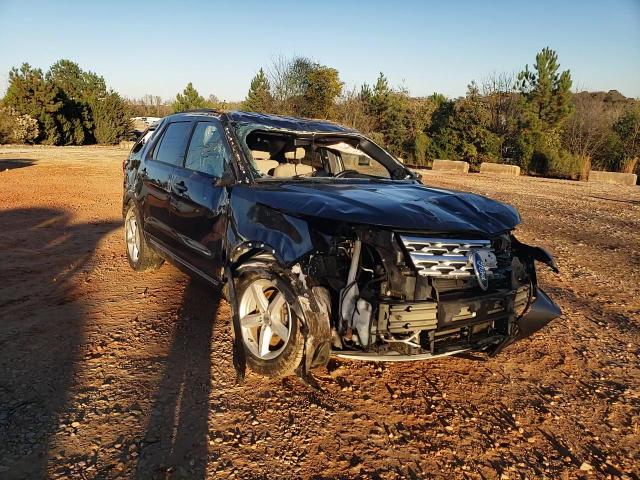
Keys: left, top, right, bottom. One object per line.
{"left": 515, "top": 288, "right": 561, "bottom": 339}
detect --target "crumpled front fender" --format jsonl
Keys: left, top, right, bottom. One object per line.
{"left": 511, "top": 237, "right": 562, "bottom": 337}
{"left": 512, "top": 237, "right": 559, "bottom": 273}
{"left": 228, "top": 192, "right": 314, "bottom": 266}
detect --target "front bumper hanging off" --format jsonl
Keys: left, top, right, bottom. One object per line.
{"left": 513, "top": 288, "right": 561, "bottom": 338}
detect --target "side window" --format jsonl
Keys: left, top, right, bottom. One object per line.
{"left": 151, "top": 121, "right": 191, "bottom": 166}
{"left": 184, "top": 121, "right": 228, "bottom": 177}
{"left": 130, "top": 129, "right": 155, "bottom": 160}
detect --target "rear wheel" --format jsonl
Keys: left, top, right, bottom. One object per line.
{"left": 236, "top": 271, "right": 304, "bottom": 377}
{"left": 124, "top": 205, "right": 164, "bottom": 271}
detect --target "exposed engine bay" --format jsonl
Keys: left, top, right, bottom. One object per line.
{"left": 297, "top": 228, "right": 559, "bottom": 361}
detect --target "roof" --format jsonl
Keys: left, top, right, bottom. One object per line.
{"left": 226, "top": 111, "right": 355, "bottom": 133}
{"left": 167, "top": 109, "right": 356, "bottom": 134}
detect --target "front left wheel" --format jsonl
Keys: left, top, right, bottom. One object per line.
{"left": 236, "top": 271, "right": 305, "bottom": 377}
{"left": 124, "top": 205, "right": 164, "bottom": 271}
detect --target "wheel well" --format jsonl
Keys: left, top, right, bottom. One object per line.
{"left": 122, "top": 196, "right": 133, "bottom": 219}
{"left": 231, "top": 246, "right": 279, "bottom": 273}
{"left": 230, "top": 250, "right": 333, "bottom": 373}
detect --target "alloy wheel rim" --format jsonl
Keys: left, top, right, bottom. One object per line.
{"left": 238, "top": 279, "right": 292, "bottom": 360}
{"left": 126, "top": 214, "right": 140, "bottom": 262}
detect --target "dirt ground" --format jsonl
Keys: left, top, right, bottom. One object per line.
{"left": 0, "top": 145, "right": 638, "bottom": 480}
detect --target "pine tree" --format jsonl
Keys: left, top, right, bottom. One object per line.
{"left": 172, "top": 82, "right": 206, "bottom": 112}
{"left": 4, "top": 63, "right": 66, "bottom": 144}
{"left": 516, "top": 48, "right": 573, "bottom": 170}
{"left": 299, "top": 66, "right": 342, "bottom": 119}
{"left": 360, "top": 73, "right": 413, "bottom": 157}
{"left": 363, "top": 72, "right": 392, "bottom": 124}
{"left": 242, "top": 69, "right": 274, "bottom": 113}
{"left": 518, "top": 47, "right": 573, "bottom": 131}
{"left": 91, "top": 91, "right": 132, "bottom": 144}
{"left": 47, "top": 60, "right": 85, "bottom": 100}
{"left": 47, "top": 59, "right": 109, "bottom": 143}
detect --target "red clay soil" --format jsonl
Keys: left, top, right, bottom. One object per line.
{"left": 0, "top": 146, "right": 638, "bottom": 479}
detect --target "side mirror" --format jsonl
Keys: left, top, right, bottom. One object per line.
{"left": 407, "top": 169, "right": 422, "bottom": 182}
{"left": 215, "top": 169, "right": 236, "bottom": 187}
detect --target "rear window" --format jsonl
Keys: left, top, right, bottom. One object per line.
{"left": 152, "top": 122, "right": 191, "bottom": 166}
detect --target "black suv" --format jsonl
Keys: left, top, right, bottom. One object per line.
{"left": 123, "top": 110, "right": 561, "bottom": 378}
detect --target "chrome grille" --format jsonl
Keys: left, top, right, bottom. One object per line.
{"left": 399, "top": 235, "right": 495, "bottom": 278}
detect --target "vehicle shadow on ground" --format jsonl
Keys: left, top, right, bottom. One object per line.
{"left": 0, "top": 207, "right": 119, "bottom": 479}
{"left": 134, "top": 280, "right": 220, "bottom": 479}
{"left": 0, "top": 158, "right": 36, "bottom": 170}
{"left": 543, "top": 283, "right": 640, "bottom": 337}
{"left": 588, "top": 195, "right": 640, "bottom": 206}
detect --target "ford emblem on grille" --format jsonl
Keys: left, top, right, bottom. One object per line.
{"left": 471, "top": 251, "right": 489, "bottom": 290}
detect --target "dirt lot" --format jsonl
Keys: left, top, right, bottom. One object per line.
{"left": 0, "top": 145, "right": 638, "bottom": 479}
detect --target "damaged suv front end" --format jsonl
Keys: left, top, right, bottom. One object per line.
{"left": 225, "top": 112, "right": 561, "bottom": 371}
{"left": 231, "top": 187, "right": 560, "bottom": 366}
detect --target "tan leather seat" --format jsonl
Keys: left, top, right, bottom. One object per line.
{"left": 273, "top": 148, "right": 314, "bottom": 177}
{"left": 251, "top": 150, "right": 279, "bottom": 176}
{"left": 272, "top": 163, "right": 314, "bottom": 177}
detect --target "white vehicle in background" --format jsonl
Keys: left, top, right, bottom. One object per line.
{"left": 131, "top": 117, "right": 163, "bottom": 138}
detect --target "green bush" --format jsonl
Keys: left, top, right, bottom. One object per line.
{"left": 529, "top": 147, "right": 588, "bottom": 180}
{"left": 0, "top": 106, "right": 39, "bottom": 144}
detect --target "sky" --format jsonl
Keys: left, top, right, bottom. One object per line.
{"left": 0, "top": 0, "right": 639, "bottom": 102}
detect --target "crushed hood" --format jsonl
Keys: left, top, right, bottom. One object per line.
{"left": 233, "top": 181, "right": 520, "bottom": 235}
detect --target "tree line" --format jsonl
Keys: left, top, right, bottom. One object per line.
{"left": 0, "top": 60, "right": 131, "bottom": 145}
{"left": 238, "top": 50, "right": 639, "bottom": 178}
{"left": 1, "top": 50, "right": 638, "bottom": 179}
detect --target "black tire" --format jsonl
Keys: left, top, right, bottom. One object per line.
{"left": 124, "top": 204, "right": 164, "bottom": 272}
{"left": 235, "top": 270, "right": 305, "bottom": 377}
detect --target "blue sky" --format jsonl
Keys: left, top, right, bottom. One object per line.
{"left": 1, "top": 0, "right": 639, "bottom": 101}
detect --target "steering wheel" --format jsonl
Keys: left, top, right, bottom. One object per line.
{"left": 334, "top": 169, "right": 360, "bottom": 178}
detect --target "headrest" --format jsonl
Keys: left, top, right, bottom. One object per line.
{"left": 273, "top": 163, "right": 314, "bottom": 177}
{"left": 251, "top": 150, "right": 271, "bottom": 160}
{"left": 284, "top": 147, "right": 305, "bottom": 160}
{"left": 253, "top": 159, "right": 279, "bottom": 175}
